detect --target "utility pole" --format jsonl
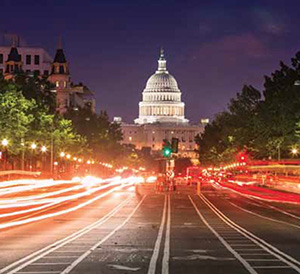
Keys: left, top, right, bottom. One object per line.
{"left": 21, "top": 138, "right": 25, "bottom": 170}
{"left": 50, "top": 133, "right": 54, "bottom": 175}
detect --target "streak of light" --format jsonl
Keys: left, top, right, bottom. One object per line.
{"left": 0, "top": 178, "right": 136, "bottom": 230}
{"left": 0, "top": 176, "right": 142, "bottom": 227}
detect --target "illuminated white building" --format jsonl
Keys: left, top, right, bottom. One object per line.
{"left": 120, "top": 49, "right": 203, "bottom": 158}
{"left": 135, "top": 49, "right": 188, "bottom": 124}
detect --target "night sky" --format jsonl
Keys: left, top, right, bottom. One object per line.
{"left": 1, "top": 0, "right": 300, "bottom": 123}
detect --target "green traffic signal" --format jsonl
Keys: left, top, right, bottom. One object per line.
{"left": 163, "top": 147, "right": 172, "bottom": 157}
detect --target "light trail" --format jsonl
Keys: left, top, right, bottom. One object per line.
{"left": 0, "top": 176, "right": 143, "bottom": 230}
{"left": 0, "top": 177, "right": 122, "bottom": 209}
{"left": 0, "top": 184, "right": 85, "bottom": 204}
{"left": 0, "top": 179, "right": 74, "bottom": 196}
{"left": 210, "top": 179, "right": 300, "bottom": 205}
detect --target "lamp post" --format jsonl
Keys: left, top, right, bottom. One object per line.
{"left": 60, "top": 152, "right": 65, "bottom": 173}
{"left": 30, "top": 143, "right": 37, "bottom": 171}
{"left": 41, "top": 145, "right": 47, "bottom": 172}
{"left": 21, "top": 138, "right": 25, "bottom": 170}
{"left": 1, "top": 139, "right": 8, "bottom": 170}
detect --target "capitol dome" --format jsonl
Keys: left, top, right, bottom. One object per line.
{"left": 145, "top": 72, "right": 180, "bottom": 92}
{"left": 134, "top": 49, "right": 188, "bottom": 125}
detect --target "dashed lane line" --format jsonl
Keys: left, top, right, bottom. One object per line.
{"left": 60, "top": 195, "right": 147, "bottom": 274}
{"left": 147, "top": 195, "right": 167, "bottom": 274}
{"left": 0, "top": 195, "right": 132, "bottom": 274}
{"left": 188, "top": 195, "right": 258, "bottom": 274}
{"left": 200, "top": 193, "right": 300, "bottom": 273}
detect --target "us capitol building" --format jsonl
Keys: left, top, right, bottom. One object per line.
{"left": 118, "top": 49, "right": 204, "bottom": 158}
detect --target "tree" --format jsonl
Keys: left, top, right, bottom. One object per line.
{"left": 64, "top": 106, "right": 123, "bottom": 163}
{"left": 0, "top": 79, "right": 87, "bottom": 169}
{"left": 196, "top": 50, "right": 300, "bottom": 164}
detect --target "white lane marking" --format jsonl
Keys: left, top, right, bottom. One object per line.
{"left": 247, "top": 259, "right": 280, "bottom": 261}
{"left": 252, "top": 199, "right": 300, "bottom": 221}
{"left": 61, "top": 195, "right": 147, "bottom": 274}
{"left": 31, "top": 262, "right": 69, "bottom": 265}
{"left": 1, "top": 196, "right": 132, "bottom": 274}
{"left": 201, "top": 194, "right": 300, "bottom": 272}
{"left": 162, "top": 195, "right": 171, "bottom": 274}
{"left": 147, "top": 195, "right": 167, "bottom": 274}
{"left": 254, "top": 266, "right": 292, "bottom": 269}
{"left": 188, "top": 195, "right": 258, "bottom": 274}
{"left": 234, "top": 249, "right": 263, "bottom": 251}
{"left": 108, "top": 264, "right": 140, "bottom": 271}
{"left": 50, "top": 251, "right": 84, "bottom": 253}
{"left": 43, "top": 256, "right": 78, "bottom": 258}
{"left": 172, "top": 254, "right": 235, "bottom": 261}
{"left": 241, "top": 253, "right": 273, "bottom": 256}
{"left": 229, "top": 201, "right": 300, "bottom": 229}
{"left": 189, "top": 249, "right": 207, "bottom": 253}
{"left": 230, "top": 244, "right": 257, "bottom": 247}
{"left": 17, "top": 272, "right": 61, "bottom": 274}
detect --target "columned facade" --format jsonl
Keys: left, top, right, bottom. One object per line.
{"left": 134, "top": 49, "right": 188, "bottom": 124}
{"left": 121, "top": 49, "right": 203, "bottom": 158}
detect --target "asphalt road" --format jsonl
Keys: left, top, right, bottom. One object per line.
{"left": 1, "top": 181, "right": 300, "bottom": 274}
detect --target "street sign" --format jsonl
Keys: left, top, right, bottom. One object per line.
{"left": 166, "top": 170, "right": 174, "bottom": 178}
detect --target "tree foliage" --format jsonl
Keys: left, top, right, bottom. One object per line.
{"left": 0, "top": 76, "right": 86, "bottom": 162}
{"left": 196, "top": 51, "right": 300, "bottom": 165}
{"left": 64, "top": 106, "right": 123, "bottom": 163}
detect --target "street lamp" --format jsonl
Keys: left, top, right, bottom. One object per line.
{"left": 31, "top": 143, "right": 37, "bottom": 150}
{"left": 2, "top": 139, "right": 8, "bottom": 147}
{"left": 291, "top": 148, "right": 298, "bottom": 156}
{"left": 60, "top": 152, "right": 65, "bottom": 158}
{"left": 41, "top": 146, "right": 47, "bottom": 172}
{"left": 66, "top": 154, "right": 71, "bottom": 159}
{"left": 30, "top": 143, "right": 37, "bottom": 171}
{"left": 1, "top": 139, "right": 8, "bottom": 170}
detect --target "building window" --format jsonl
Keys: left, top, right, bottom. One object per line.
{"left": 59, "top": 65, "right": 64, "bottom": 74}
{"left": 26, "top": 55, "right": 31, "bottom": 65}
{"left": 129, "top": 136, "right": 132, "bottom": 141}
{"left": 0, "top": 54, "right": 3, "bottom": 64}
{"left": 34, "top": 55, "right": 40, "bottom": 65}
{"left": 44, "top": 70, "right": 49, "bottom": 76}
{"left": 0, "top": 69, "right": 3, "bottom": 74}
{"left": 56, "top": 81, "right": 59, "bottom": 87}
{"left": 34, "top": 70, "right": 40, "bottom": 76}
{"left": 26, "top": 69, "right": 31, "bottom": 74}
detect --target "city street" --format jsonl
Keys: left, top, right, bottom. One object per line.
{"left": 1, "top": 180, "right": 300, "bottom": 274}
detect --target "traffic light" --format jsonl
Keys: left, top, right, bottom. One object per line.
{"left": 162, "top": 139, "right": 172, "bottom": 158}
{"left": 171, "top": 138, "right": 179, "bottom": 153}
{"left": 237, "top": 151, "right": 248, "bottom": 163}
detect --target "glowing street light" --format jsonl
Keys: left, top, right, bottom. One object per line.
{"left": 1, "top": 139, "right": 8, "bottom": 147}
{"left": 41, "top": 145, "right": 47, "bottom": 152}
{"left": 60, "top": 152, "right": 65, "bottom": 158}
{"left": 291, "top": 148, "right": 298, "bottom": 156}
{"left": 73, "top": 157, "right": 77, "bottom": 161}
{"left": 66, "top": 154, "right": 71, "bottom": 159}
{"left": 31, "top": 143, "right": 37, "bottom": 150}
{"left": 78, "top": 158, "right": 82, "bottom": 163}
